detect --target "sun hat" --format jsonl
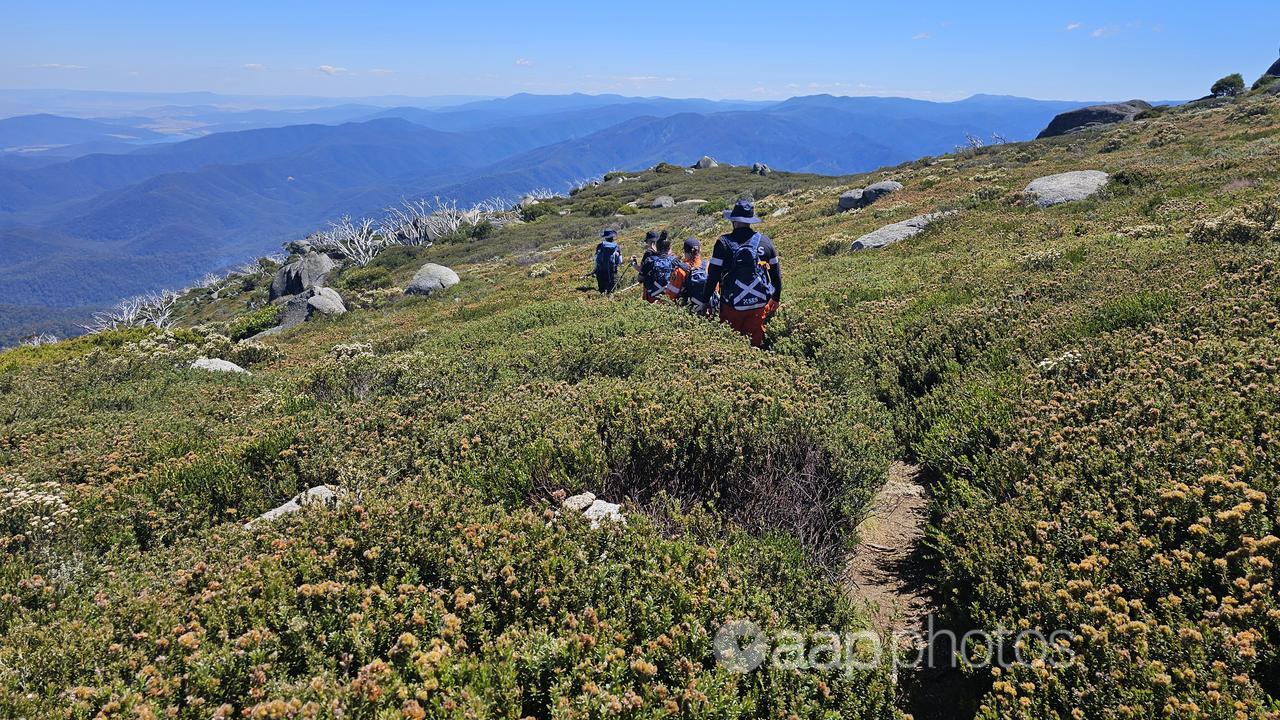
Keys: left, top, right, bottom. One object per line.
{"left": 723, "top": 199, "right": 762, "bottom": 224}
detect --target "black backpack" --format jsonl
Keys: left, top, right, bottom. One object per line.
{"left": 721, "top": 233, "right": 773, "bottom": 310}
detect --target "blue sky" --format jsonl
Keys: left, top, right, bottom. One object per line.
{"left": 3, "top": 0, "right": 1278, "bottom": 101}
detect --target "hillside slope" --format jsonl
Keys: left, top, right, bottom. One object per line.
{"left": 2, "top": 90, "right": 1279, "bottom": 719}
{"left": 0, "top": 93, "right": 1087, "bottom": 340}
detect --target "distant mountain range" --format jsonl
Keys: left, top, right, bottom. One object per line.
{"left": 0, "top": 91, "right": 1102, "bottom": 343}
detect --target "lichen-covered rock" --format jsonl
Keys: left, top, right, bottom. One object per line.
{"left": 1037, "top": 101, "right": 1152, "bottom": 139}
{"left": 693, "top": 156, "right": 719, "bottom": 169}
{"left": 405, "top": 263, "right": 460, "bottom": 297}
{"left": 851, "top": 212, "right": 954, "bottom": 251}
{"left": 306, "top": 287, "right": 347, "bottom": 317}
{"left": 839, "top": 180, "right": 903, "bottom": 212}
{"left": 1024, "top": 170, "right": 1109, "bottom": 207}
{"left": 244, "top": 486, "right": 341, "bottom": 529}
{"left": 563, "top": 492, "right": 596, "bottom": 513}
{"left": 583, "top": 499, "right": 623, "bottom": 527}
{"left": 864, "top": 180, "right": 904, "bottom": 199}
{"left": 651, "top": 196, "right": 676, "bottom": 209}
{"left": 269, "top": 251, "right": 335, "bottom": 300}
{"left": 838, "top": 189, "right": 866, "bottom": 212}
{"left": 191, "top": 358, "right": 250, "bottom": 374}
{"left": 560, "top": 492, "right": 624, "bottom": 528}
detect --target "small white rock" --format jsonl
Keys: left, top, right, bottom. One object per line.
{"left": 245, "top": 486, "right": 341, "bottom": 529}
{"left": 562, "top": 492, "right": 597, "bottom": 513}
{"left": 191, "top": 358, "right": 249, "bottom": 374}
{"left": 583, "top": 499, "right": 623, "bottom": 527}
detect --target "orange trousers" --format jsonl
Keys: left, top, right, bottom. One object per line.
{"left": 720, "top": 300, "right": 776, "bottom": 347}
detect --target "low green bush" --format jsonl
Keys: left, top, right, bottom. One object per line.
{"left": 1076, "top": 290, "right": 1175, "bottom": 335}
{"left": 815, "top": 237, "right": 847, "bottom": 256}
{"left": 697, "top": 198, "right": 730, "bottom": 216}
{"left": 337, "top": 264, "right": 394, "bottom": 291}
{"left": 930, "top": 262, "right": 1280, "bottom": 719}
{"left": 520, "top": 202, "right": 559, "bottom": 222}
{"left": 1189, "top": 202, "right": 1279, "bottom": 244}
{"left": 584, "top": 199, "right": 623, "bottom": 218}
{"left": 0, "top": 480, "right": 898, "bottom": 719}
{"left": 227, "top": 304, "right": 283, "bottom": 341}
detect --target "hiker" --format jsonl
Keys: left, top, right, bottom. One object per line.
{"left": 638, "top": 231, "right": 681, "bottom": 303}
{"left": 669, "top": 237, "right": 717, "bottom": 310}
{"left": 593, "top": 229, "right": 623, "bottom": 293}
{"left": 628, "top": 230, "right": 660, "bottom": 278}
{"left": 698, "top": 199, "right": 782, "bottom": 346}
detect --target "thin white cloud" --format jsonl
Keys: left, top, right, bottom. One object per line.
{"left": 1091, "top": 25, "right": 1118, "bottom": 38}
{"left": 23, "top": 63, "right": 87, "bottom": 70}
{"left": 912, "top": 32, "right": 932, "bottom": 41}
{"left": 317, "top": 64, "right": 348, "bottom": 76}
{"left": 243, "top": 63, "right": 266, "bottom": 71}
{"left": 515, "top": 58, "right": 534, "bottom": 67}
{"left": 1066, "top": 22, "right": 1082, "bottom": 31}
{"left": 368, "top": 68, "right": 395, "bottom": 76}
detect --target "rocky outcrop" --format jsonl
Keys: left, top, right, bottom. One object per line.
{"left": 247, "top": 287, "right": 345, "bottom": 340}
{"left": 306, "top": 287, "right": 347, "bottom": 317}
{"left": 1024, "top": 171, "right": 1109, "bottom": 208}
{"left": 285, "top": 238, "right": 315, "bottom": 255}
{"left": 851, "top": 211, "right": 954, "bottom": 251}
{"left": 693, "top": 156, "right": 719, "bottom": 169}
{"left": 1037, "top": 101, "right": 1152, "bottom": 139}
{"left": 191, "top": 358, "right": 250, "bottom": 374}
{"left": 405, "top": 263, "right": 460, "bottom": 297}
{"left": 1266, "top": 58, "right": 1280, "bottom": 79}
{"left": 839, "top": 180, "right": 904, "bottom": 212}
{"left": 751, "top": 163, "right": 772, "bottom": 176}
{"left": 651, "top": 195, "right": 676, "bottom": 209}
{"left": 270, "top": 251, "right": 336, "bottom": 301}
{"left": 245, "top": 486, "right": 341, "bottom": 529}
{"left": 561, "top": 491, "right": 624, "bottom": 528}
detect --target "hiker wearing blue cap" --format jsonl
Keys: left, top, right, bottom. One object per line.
{"left": 638, "top": 231, "right": 684, "bottom": 303}
{"left": 698, "top": 199, "right": 782, "bottom": 346}
{"left": 593, "top": 229, "right": 622, "bottom": 293}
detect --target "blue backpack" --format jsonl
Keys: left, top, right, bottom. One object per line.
{"left": 722, "top": 233, "right": 773, "bottom": 310}
{"left": 595, "top": 241, "right": 620, "bottom": 282}
{"left": 680, "top": 259, "right": 715, "bottom": 307}
{"left": 642, "top": 253, "right": 684, "bottom": 299}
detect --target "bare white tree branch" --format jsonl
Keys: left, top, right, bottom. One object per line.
{"left": 315, "top": 215, "right": 384, "bottom": 267}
